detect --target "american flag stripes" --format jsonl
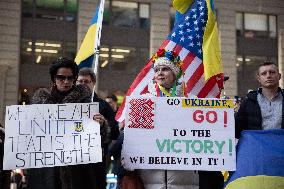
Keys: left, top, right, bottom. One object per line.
{"left": 116, "top": 0, "right": 223, "bottom": 122}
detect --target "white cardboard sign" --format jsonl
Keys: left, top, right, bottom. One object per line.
{"left": 123, "top": 97, "right": 236, "bottom": 171}
{"left": 3, "top": 103, "right": 102, "bottom": 170}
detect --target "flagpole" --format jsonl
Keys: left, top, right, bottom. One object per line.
{"left": 91, "top": 0, "right": 105, "bottom": 100}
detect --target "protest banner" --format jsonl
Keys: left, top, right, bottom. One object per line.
{"left": 122, "top": 97, "right": 236, "bottom": 171}
{"left": 3, "top": 103, "right": 102, "bottom": 170}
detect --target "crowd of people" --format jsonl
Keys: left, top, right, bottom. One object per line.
{"left": 1, "top": 54, "right": 283, "bottom": 189}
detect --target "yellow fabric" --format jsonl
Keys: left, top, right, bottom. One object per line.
{"left": 116, "top": 95, "right": 124, "bottom": 106}
{"left": 172, "top": 0, "right": 194, "bottom": 14}
{"left": 222, "top": 171, "right": 229, "bottom": 182}
{"left": 158, "top": 84, "right": 172, "bottom": 97}
{"left": 202, "top": 0, "right": 223, "bottom": 81}
{"left": 225, "top": 176, "right": 284, "bottom": 189}
{"left": 74, "top": 24, "right": 97, "bottom": 64}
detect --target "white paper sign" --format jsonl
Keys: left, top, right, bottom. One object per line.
{"left": 123, "top": 97, "right": 236, "bottom": 171}
{"left": 3, "top": 103, "right": 102, "bottom": 170}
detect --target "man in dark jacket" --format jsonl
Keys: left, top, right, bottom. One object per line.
{"left": 235, "top": 61, "right": 284, "bottom": 138}
{"left": 77, "top": 68, "right": 119, "bottom": 188}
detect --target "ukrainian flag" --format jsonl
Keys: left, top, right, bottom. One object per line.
{"left": 75, "top": 0, "right": 105, "bottom": 69}
{"left": 224, "top": 130, "right": 284, "bottom": 189}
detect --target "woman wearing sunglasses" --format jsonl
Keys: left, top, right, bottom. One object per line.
{"left": 26, "top": 58, "right": 108, "bottom": 189}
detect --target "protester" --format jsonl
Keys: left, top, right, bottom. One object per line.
{"left": 105, "top": 94, "right": 118, "bottom": 113}
{"left": 221, "top": 75, "right": 230, "bottom": 99}
{"left": 235, "top": 61, "right": 284, "bottom": 139}
{"left": 77, "top": 68, "right": 119, "bottom": 143}
{"left": 108, "top": 130, "right": 126, "bottom": 189}
{"left": 234, "top": 96, "right": 242, "bottom": 113}
{"left": 0, "top": 124, "right": 11, "bottom": 189}
{"left": 136, "top": 49, "right": 199, "bottom": 189}
{"left": 77, "top": 67, "right": 119, "bottom": 188}
{"left": 26, "top": 57, "right": 108, "bottom": 189}
{"left": 199, "top": 76, "right": 227, "bottom": 189}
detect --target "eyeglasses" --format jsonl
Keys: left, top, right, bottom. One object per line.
{"left": 55, "top": 75, "right": 75, "bottom": 81}
{"left": 76, "top": 79, "right": 92, "bottom": 84}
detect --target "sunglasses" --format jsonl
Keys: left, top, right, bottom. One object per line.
{"left": 55, "top": 75, "right": 75, "bottom": 81}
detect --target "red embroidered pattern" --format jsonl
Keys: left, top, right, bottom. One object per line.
{"left": 128, "top": 99, "right": 155, "bottom": 129}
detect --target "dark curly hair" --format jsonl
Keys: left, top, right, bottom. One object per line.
{"left": 49, "top": 57, "right": 79, "bottom": 83}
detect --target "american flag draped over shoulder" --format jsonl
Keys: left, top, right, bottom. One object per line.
{"left": 116, "top": 0, "right": 224, "bottom": 122}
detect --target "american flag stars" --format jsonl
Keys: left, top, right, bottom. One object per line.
{"left": 167, "top": 0, "right": 208, "bottom": 59}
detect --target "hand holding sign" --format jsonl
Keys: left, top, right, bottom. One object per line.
{"left": 93, "top": 113, "right": 106, "bottom": 125}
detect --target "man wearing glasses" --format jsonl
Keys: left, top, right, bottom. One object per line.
{"left": 77, "top": 68, "right": 119, "bottom": 188}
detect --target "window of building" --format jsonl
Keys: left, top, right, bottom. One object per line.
{"left": 236, "top": 12, "right": 278, "bottom": 96}
{"left": 99, "top": 46, "right": 136, "bottom": 71}
{"left": 236, "top": 55, "right": 278, "bottom": 96}
{"left": 139, "top": 4, "right": 150, "bottom": 29}
{"left": 269, "top": 15, "right": 277, "bottom": 38}
{"left": 22, "top": 0, "right": 77, "bottom": 22}
{"left": 103, "top": 0, "right": 110, "bottom": 25}
{"left": 103, "top": 0, "right": 150, "bottom": 29}
{"left": 244, "top": 13, "right": 267, "bottom": 38}
{"left": 22, "top": 0, "right": 33, "bottom": 17}
{"left": 236, "top": 13, "right": 243, "bottom": 36}
{"left": 112, "top": 1, "right": 138, "bottom": 28}
{"left": 21, "top": 0, "right": 77, "bottom": 64}
{"left": 236, "top": 12, "right": 277, "bottom": 38}
{"left": 21, "top": 39, "right": 65, "bottom": 64}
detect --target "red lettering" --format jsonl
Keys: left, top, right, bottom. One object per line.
{"left": 193, "top": 110, "right": 204, "bottom": 123}
{"left": 206, "top": 111, "right": 217, "bottom": 123}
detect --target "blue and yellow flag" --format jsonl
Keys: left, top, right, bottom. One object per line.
{"left": 224, "top": 130, "right": 284, "bottom": 189}
{"left": 75, "top": 0, "right": 105, "bottom": 69}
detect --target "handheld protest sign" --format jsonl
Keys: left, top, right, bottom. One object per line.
{"left": 122, "top": 97, "right": 236, "bottom": 171}
{"left": 3, "top": 103, "right": 102, "bottom": 170}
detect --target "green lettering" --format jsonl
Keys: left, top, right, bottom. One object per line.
{"left": 203, "top": 140, "right": 214, "bottom": 153}
{"left": 191, "top": 140, "right": 203, "bottom": 153}
{"left": 171, "top": 139, "right": 182, "bottom": 153}
{"left": 156, "top": 139, "right": 169, "bottom": 152}
{"left": 182, "top": 140, "right": 193, "bottom": 153}
{"left": 215, "top": 141, "right": 225, "bottom": 154}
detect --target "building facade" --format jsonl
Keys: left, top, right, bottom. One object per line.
{"left": 1, "top": 0, "right": 284, "bottom": 125}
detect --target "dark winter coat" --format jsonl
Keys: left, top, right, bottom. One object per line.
{"left": 235, "top": 88, "right": 284, "bottom": 139}
{"left": 26, "top": 85, "right": 106, "bottom": 189}
{"left": 91, "top": 92, "right": 119, "bottom": 189}
{"left": 92, "top": 92, "right": 119, "bottom": 143}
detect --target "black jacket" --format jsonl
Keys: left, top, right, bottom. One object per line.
{"left": 235, "top": 88, "right": 284, "bottom": 139}
{"left": 92, "top": 92, "right": 119, "bottom": 141}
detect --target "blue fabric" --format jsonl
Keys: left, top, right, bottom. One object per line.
{"left": 78, "top": 54, "right": 94, "bottom": 69}
{"left": 90, "top": 7, "right": 99, "bottom": 25}
{"left": 224, "top": 130, "right": 284, "bottom": 187}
